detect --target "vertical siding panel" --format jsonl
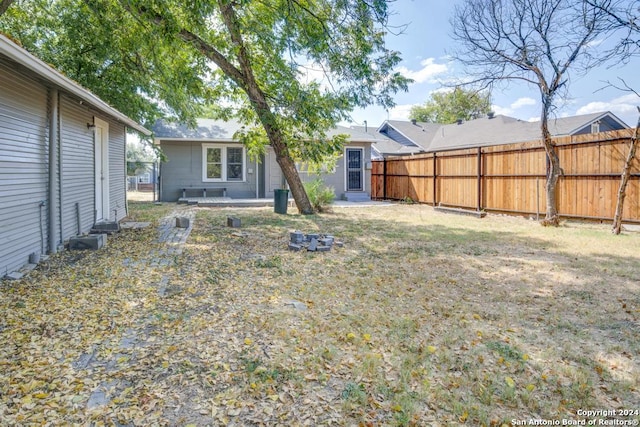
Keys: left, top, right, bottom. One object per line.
{"left": 0, "top": 60, "right": 49, "bottom": 274}
{"left": 107, "top": 118, "right": 127, "bottom": 221}
{"left": 59, "top": 96, "right": 95, "bottom": 241}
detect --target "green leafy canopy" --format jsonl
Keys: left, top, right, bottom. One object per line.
{"left": 1, "top": 0, "right": 410, "bottom": 155}
{"left": 409, "top": 87, "right": 492, "bottom": 124}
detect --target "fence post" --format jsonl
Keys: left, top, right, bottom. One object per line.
{"left": 477, "top": 147, "right": 482, "bottom": 212}
{"left": 432, "top": 153, "right": 437, "bottom": 206}
{"left": 382, "top": 158, "right": 387, "bottom": 200}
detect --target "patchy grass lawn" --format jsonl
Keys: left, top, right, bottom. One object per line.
{"left": 1, "top": 202, "right": 639, "bottom": 426}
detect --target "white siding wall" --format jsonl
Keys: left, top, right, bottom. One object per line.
{"left": 0, "top": 60, "right": 49, "bottom": 274}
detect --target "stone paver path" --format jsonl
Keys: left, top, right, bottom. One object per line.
{"left": 82, "top": 207, "right": 196, "bottom": 410}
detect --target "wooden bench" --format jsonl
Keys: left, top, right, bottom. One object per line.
{"left": 181, "top": 187, "right": 227, "bottom": 198}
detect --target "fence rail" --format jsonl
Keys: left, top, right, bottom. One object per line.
{"left": 371, "top": 129, "right": 640, "bottom": 222}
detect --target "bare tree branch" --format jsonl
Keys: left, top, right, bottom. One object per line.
{"left": 450, "top": 0, "right": 609, "bottom": 225}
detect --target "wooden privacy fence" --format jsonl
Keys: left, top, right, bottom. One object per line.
{"left": 372, "top": 129, "right": 640, "bottom": 222}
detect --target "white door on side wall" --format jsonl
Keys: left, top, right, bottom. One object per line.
{"left": 94, "top": 117, "right": 110, "bottom": 222}
{"left": 267, "top": 148, "right": 283, "bottom": 196}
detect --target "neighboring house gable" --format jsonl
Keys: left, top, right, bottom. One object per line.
{"left": 0, "top": 35, "right": 149, "bottom": 276}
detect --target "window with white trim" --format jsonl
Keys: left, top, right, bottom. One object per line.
{"left": 202, "top": 144, "right": 245, "bottom": 182}
{"left": 138, "top": 173, "right": 150, "bottom": 184}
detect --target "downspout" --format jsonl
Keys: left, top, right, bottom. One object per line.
{"left": 48, "top": 88, "right": 59, "bottom": 254}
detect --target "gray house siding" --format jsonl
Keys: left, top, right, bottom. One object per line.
{"left": 159, "top": 141, "right": 258, "bottom": 201}
{"left": 298, "top": 143, "right": 372, "bottom": 198}
{"left": 107, "top": 118, "right": 127, "bottom": 222}
{"left": 59, "top": 96, "right": 96, "bottom": 240}
{"left": 0, "top": 37, "right": 148, "bottom": 276}
{"left": 380, "top": 127, "right": 415, "bottom": 147}
{"left": 0, "top": 59, "right": 49, "bottom": 275}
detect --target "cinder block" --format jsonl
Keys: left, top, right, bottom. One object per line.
{"left": 316, "top": 245, "right": 331, "bottom": 252}
{"left": 175, "top": 217, "right": 190, "bottom": 228}
{"left": 334, "top": 241, "right": 344, "bottom": 248}
{"left": 91, "top": 221, "right": 120, "bottom": 233}
{"left": 4, "top": 271, "right": 24, "bottom": 280}
{"left": 307, "top": 238, "right": 318, "bottom": 252}
{"left": 29, "top": 252, "right": 41, "bottom": 264}
{"left": 305, "top": 233, "right": 320, "bottom": 242}
{"left": 69, "top": 234, "right": 106, "bottom": 250}
{"left": 288, "top": 243, "right": 302, "bottom": 251}
{"left": 319, "top": 238, "right": 333, "bottom": 247}
{"left": 227, "top": 217, "right": 241, "bottom": 228}
{"left": 290, "top": 231, "right": 304, "bottom": 243}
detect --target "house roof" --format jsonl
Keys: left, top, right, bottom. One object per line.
{"left": 351, "top": 125, "right": 423, "bottom": 157}
{"left": 377, "top": 111, "right": 629, "bottom": 154}
{"left": 378, "top": 120, "right": 440, "bottom": 150}
{"left": 0, "top": 34, "right": 150, "bottom": 136}
{"left": 153, "top": 118, "right": 246, "bottom": 141}
{"left": 153, "top": 118, "right": 381, "bottom": 144}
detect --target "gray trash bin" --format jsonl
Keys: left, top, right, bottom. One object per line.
{"left": 274, "top": 189, "right": 289, "bottom": 214}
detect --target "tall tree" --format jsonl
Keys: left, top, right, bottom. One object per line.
{"left": 409, "top": 87, "right": 492, "bottom": 123}
{"left": 2, "top": 0, "right": 409, "bottom": 214}
{"left": 0, "top": 0, "right": 211, "bottom": 126}
{"left": 586, "top": 0, "right": 639, "bottom": 61}
{"left": 0, "top": 0, "right": 13, "bottom": 16}
{"left": 451, "top": 0, "right": 609, "bottom": 225}
{"left": 585, "top": 1, "right": 640, "bottom": 234}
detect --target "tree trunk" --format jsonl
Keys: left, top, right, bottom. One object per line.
{"left": 215, "top": 1, "right": 313, "bottom": 214}
{"left": 173, "top": 2, "right": 315, "bottom": 214}
{"left": 540, "top": 102, "right": 561, "bottom": 226}
{"left": 0, "top": 0, "right": 14, "bottom": 16}
{"left": 612, "top": 110, "right": 640, "bottom": 234}
{"left": 252, "top": 106, "right": 314, "bottom": 214}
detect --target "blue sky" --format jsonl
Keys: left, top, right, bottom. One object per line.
{"left": 344, "top": 0, "right": 640, "bottom": 128}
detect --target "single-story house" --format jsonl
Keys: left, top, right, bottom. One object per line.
{"left": 372, "top": 112, "right": 629, "bottom": 156}
{"left": 152, "top": 118, "right": 378, "bottom": 202}
{"left": 0, "top": 34, "right": 150, "bottom": 276}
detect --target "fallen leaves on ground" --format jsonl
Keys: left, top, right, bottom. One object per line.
{"left": 0, "top": 203, "right": 639, "bottom": 426}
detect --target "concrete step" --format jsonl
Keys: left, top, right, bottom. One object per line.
{"left": 342, "top": 192, "right": 371, "bottom": 202}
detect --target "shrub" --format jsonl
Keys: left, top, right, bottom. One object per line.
{"left": 303, "top": 179, "right": 335, "bottom": 213}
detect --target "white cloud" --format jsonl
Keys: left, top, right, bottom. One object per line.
{"left": 575, "top": 93, "right": 639, "bottom": 125}
{"left": 491, "top": 104, "right": 514, "bottom": 116}
{"left": 397, "top": 58, "right": 449, "bottom": 84}
{"left": 528, "top": 117, "right": 540, "bottom": 122}
{"left": 491, "top": 97, "right": 538, "bottom": 118}
{"left": 510, "top": 97, "right": 536, "bottom": 109}
{"left": 388, "top": 104, "right": 414, "bottom": 121}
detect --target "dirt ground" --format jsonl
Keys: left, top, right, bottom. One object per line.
{"left": 1, "top": 203, "right": 638, "bottom": 426}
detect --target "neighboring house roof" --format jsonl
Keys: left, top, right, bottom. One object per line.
{"left": 0, "top": 34, "right": 150, "bottom": 136}
{"left": 378, "top": 120, "right": 440, "bottom": 150}
{"left": 153, "top": 118, "right": 380, "bottom": 144}
{"left": 351, "top": 125, "right": 420, "bottom": 158}
{"left": 376, "top": 111, "right": 629, "bottom": 155}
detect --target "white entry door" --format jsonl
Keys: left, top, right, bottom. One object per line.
{"left": 94, "top": 118, "right": 109, "bottom": 221}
